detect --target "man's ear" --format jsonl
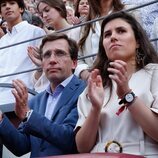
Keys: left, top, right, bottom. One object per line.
{"left": 72, "top": 59, "right": 77, "bottom": 70}
{"left": 20, "top": 8, "right": 24, "bottom": 14}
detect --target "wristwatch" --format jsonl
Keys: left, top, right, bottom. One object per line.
{"left": 119, "top": 91, "right": 136, "bottom": 105}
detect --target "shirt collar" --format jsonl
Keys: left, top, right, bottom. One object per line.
{"left": 46, "top": 74, "right": 74, "bottom": 95}
{"left": 7, "top": 21, "right": 28, "bottom": 34}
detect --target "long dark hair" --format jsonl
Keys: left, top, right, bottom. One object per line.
{"left": 37, "top": 0, "right": 67, "bottom": 19}
{"left": 79, "top": 0, "right": 124, "bottom": 51}
{"left": 92, "top": 11, "right": 158, "bottom": 91}
{"left": 74, "top": 0, "right": 89, "bottom": 18}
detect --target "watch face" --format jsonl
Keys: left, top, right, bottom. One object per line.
{"left": 125, "top": 93, "right": 134, "bottom": 102}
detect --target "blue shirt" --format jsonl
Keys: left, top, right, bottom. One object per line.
{"left": 45, "top": 75, "right": 74, "bottom": 120}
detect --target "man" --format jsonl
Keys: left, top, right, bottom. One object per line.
{"left": 0, "top": 0, "right": 45, "bottom": 105}
{"left": 0, "top": 33, "right": 86, "bottom": 157}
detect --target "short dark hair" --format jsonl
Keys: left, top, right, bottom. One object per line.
{"left": 0, "top": 0, "right": 26, "bottom": 13}
{"left": 39, "top": 33, "right": 78, "bottom": 61}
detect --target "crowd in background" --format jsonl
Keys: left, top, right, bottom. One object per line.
{"left": 0, "top": 0, "right": 158, "bottom": 158}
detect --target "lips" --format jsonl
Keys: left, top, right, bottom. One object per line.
{"left": 109, "top": 44, "right": 121, "bottom": 50}
{"left": 45, "top": 19, "right": 52, "bottom": 24}
{"left": 47, "top": 68, "right": 60, "bottom": 73}
{"left": 5, "top": 11, "right": 13, "bottom": 16}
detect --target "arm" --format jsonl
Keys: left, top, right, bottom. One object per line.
{"left": 12, "top": 79, "right": 80, "bottom": 153}
{"left": 76, "top": 69, "right": 104, "bottom": 152}
{"left": 0, "top": 115, "right": 30, "bottom": 156}
{"left": 108, "top": 60, "right": 158, "bottom": 141}
{"left": 23, "top": 107, "right": 78, "bottom": 153}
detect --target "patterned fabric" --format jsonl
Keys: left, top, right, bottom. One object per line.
{"left": 122, "top": 0, "right": 158, "bottom": 38}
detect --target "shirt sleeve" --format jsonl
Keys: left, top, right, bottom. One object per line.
{"left": 150, "top": 64, "right": 158, "bottom": 113}
{"left": 75, "top": 88, "right": 91, "bottom": 129}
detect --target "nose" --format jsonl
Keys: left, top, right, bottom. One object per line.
{"left": 42, "top": 12, "right": 47, "bottom": 18}
{"left": 83, "top": 3, "right": 88, "bottom": 7}
{"left": 5, "top": 3, "right": 11, "bottom": 9}
{"left": 49, "top": 53, "right": 58, "bottom": 63}
{"left": 111, "top": 32, "right": 117, "bottom": 42}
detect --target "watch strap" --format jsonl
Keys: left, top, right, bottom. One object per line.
{"left": 119, "top": 91, "right": 135, "bottom": 105}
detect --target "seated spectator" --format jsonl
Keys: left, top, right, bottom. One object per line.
{"left": 73, "top": 0, "right": 89, "bottom": 25}
{"left": 0, "top": 33, "right": 86, "bottom": 157}
{"left": 37, "top": 0, "right": 72, "bottom": 34}
{"left": 75, "top": 12, "right": 158, "bottom": 156}
{"left": 0, "top": 0, "right": 45, "bottom": 105}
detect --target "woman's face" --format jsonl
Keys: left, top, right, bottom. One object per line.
{"left": 38, "top": 2, "right": 62, "bottom": 27}
{"left": 78, "top": 0, "right": 89, "bottom": 17}
{"left": 103, "top": 18, "right": 139, "bottom": 62}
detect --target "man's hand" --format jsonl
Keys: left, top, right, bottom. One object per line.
{"left": 12, "top": 79, "right": 30, "bottom": 120}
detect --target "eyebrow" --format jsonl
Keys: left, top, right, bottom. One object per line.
{"left": 104, "top": 26, "right": 127, "bottom": 33}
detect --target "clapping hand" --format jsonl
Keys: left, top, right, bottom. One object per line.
{"left": 27, "top": 46, "right": 42, "bottom": 67}
{"left": 107, "top": 60, "right": 131, "bottom": 98}
{"left": 87, "top": 69, "right": 104, "bottom": 112}
{"left": 12, "top": 79, "right": 30, "bottom": 120}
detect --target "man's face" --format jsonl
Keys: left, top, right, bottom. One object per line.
{"left": 0, "top": 1, "right": 23, "bottom": 24}
{"left": 41, "top": 39, "right": 77, "bottom": 87}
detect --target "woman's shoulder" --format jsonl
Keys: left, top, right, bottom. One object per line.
{"left": 145, "top": 63, "right": 158, "bottom": 69}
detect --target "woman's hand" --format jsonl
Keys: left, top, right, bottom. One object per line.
{"left": 107, "top": 60, "right": 131, "bottom": 98}
{"left": 87, "top": 69, "right": 104, "bottom": 112}
{"left": 27, "top": 46, "right": 42, "bottom": 67}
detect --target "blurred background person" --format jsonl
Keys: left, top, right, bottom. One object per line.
{"left": 122, "top": 0, "right": 158, "bottom": 38}
{"left": 69, "top": 0, "right": 89, "bottom": 25}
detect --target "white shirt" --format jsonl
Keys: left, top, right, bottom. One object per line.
{"left": 76, "top": 64, "right": 158, "bottom": 157}
{"left": 0, "top": 21, "right": 45, "bottom": 105}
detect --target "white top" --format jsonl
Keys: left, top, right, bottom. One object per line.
{"left": 0, "top": 21, "right": 45, "bottom": 105}
{"left": 76, "top": 64, "right": 158, "bottom": 157}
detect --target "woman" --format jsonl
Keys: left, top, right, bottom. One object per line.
{"left": 71, "top": 0, "right": 140, "bottom": 80}
{"left": 75, "top": 12, "right": 158, "bottom": 157}
{"left": 37, "top": 0, "right": 72, "bottom": 34}
{"left": 69, "top": 0, "right": 89, "bottom": 25}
